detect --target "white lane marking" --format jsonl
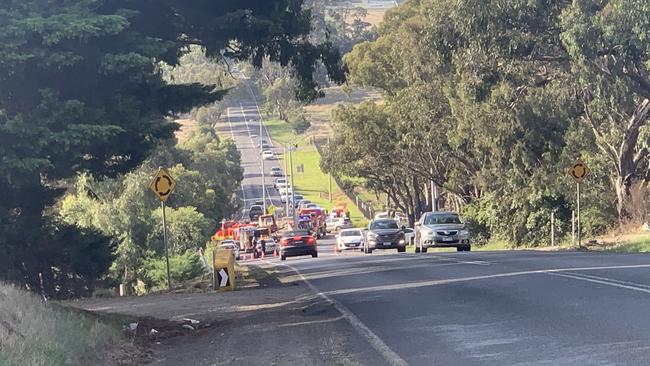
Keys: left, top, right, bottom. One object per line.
{"left": 549, "top": 272, "right": 650, "bottom": 294}
{"left": 240, "top": 103, "right": 276, "bottom": 209}
{"left": 273, "top": 261, "right": 409, "bottom": 366}
{"left": 227, "top": 107, "right": 247, "bottom": 219}
{"left": 321, "top": 264, "right": 650, "bottom": 297}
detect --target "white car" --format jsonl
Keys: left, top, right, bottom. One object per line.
{"left": 219, "top": 240, "right": 240, "bottom": 260}
{"left": 278, "top": 185, "right": 293, "bottom": 195}
{"left": 374, "top": 212, "right": 389, "bottom": 219}
{"left": 280, "top": 191, "right": 295, "bottom": 203}
{"left": 403, "top": 228, "right": 415, "bottom": 246}
{"left": 262, "top": 150, "right": 275, "bottom": 160}
{"left": 326, "top": 217, "right": 353, "bottom": 233}
{"left": 336, "top": 229, "right": 364, "bottom": 251}
{"left": 274, "top": 178, "right": 287, "bottom": 189}
{"left": 261, "top": 238, "right": 277, "bottom": 255}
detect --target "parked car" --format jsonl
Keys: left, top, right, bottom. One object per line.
{"left": 336, "top": 229, "right": 364, "bottom": 251}
{"left": 304, "top": 203, "right": 319, "bottom": 209}
{"left": 414, "top": 211, "right": 470, "bottom": 252}
{"left": 249, "top": 205, "right": 264, "bottom": 220}
{"left": 260, "top": 142, "right": 271, "bottom": 150}
{"left": 326, "top": 217, "right": 353, "bottom": 233}
{"left": 374, "top": 212, "right": 389, "bottom": 219}
{"left": 219, "top": 239, "right": 240, "bottom": 260}
{"left": 262, "top": 150, "right": 275, "bottom": 160}
{"left": 277, "top": 230, "right": 318, "bottom": 260}
{"left": 270, "top": 167, "right": 283, "bottom": 177}
{"left": 364, "top": 219, "right": 406, "bottom": 254}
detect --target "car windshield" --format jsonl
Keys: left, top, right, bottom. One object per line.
{"left": 370, "top": 220, "right": 399, "bottom": 230}
{"left": 340, "top": 230, "right": 361, "bottom": 237}
{"left": 424, "top": 213, "right": 463, "bottom": 225}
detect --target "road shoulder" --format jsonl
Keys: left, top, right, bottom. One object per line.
{"left": 69, "top": 262, "right": 385, "bottom": 366}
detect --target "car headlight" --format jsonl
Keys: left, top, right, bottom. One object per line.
{"left": 421, "top": 227, "right": 434, "bottom": 236}
{"left": 367, "top": 232, "right": 378, "bottom": 239}
{"left": 459, "top": 229, "right": 469, "bottom": 236}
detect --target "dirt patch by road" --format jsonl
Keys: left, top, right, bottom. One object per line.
{"left": 68, "top": 263, "right": 384, "bottom": 366}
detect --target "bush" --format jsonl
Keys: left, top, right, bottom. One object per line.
{"left": 140, "top": 251, "right": 205, "bottom": 291}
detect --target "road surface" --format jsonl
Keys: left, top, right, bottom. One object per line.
{"left": 218, "top": 67, "right": 650, "bottom": 366}
{"left": 279, "top": 248, "right": 650, "bottom": 365}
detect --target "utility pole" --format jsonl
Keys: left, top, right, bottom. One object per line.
{"left": 284, "top": 145, "right": 289, "bottom": 217}
{"left": 328, "top": 136, "right": 332, "bottom": 203}
{"left": 259, "top": 118, "right": 266, "bottom": 213}
{"left": 290, "top": 144, "right": 296, "bottom": 224}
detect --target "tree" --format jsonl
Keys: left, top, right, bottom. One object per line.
{"left": 1, "top": 0, "right": 343, "bottom": 296}
{"left": 560, "top": 0, "right": 650, "bottom": 222}
{"left": 327, "top": 0, "right": 587, "bottom": 244}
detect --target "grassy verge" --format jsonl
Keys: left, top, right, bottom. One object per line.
{"left": 0, "top": 284, "right": 122, "bottom": 366}
{"left": 605, "top": 234, "right": 650, "bottom": 253}
{"left": 264, "top": 120, "right": 368, "bottom": 227}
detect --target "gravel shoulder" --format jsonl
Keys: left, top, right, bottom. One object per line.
{"left": 68, "top": 262, "right": 385, "bottom": 366}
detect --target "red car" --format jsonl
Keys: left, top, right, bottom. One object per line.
{"left": 278, "top": 230, "right": 318, "bottom": 261}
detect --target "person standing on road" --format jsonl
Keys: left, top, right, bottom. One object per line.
{"left": 260, "top": 239, "right": 266, "bottom": 258}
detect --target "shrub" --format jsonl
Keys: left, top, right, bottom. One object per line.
{"left": 140, "top": 251, "right": 205, "bottom": 291}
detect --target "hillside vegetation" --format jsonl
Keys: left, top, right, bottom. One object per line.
{"left": 0, "top": 284, "right": 121, "bottom": 366}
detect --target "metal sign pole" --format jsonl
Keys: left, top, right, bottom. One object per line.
{"left": 577, "top": 182, "right": 581, "bottom": 248}
{"left": 161, "top": 201, "right": 171, "bottom": 290}
{"left": 284, "top": 145, "right": 289, "bottom": 217}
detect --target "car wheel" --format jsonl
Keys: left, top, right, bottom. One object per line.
{"left": 397, "top": 247, "right": 406, "bottom": 253}
{"left": 421, "top": 247, "right": 428, "bottom": 253}
{"left": 312, "top": 251, "right": 318, "bottom": 258}
{"left": 281, "top": 254, "right": 286, "bottom": 261}
{"left": 335, "top": 226, "right": 341, "bottom": 232}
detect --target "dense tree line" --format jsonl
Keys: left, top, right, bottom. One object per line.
{"left": 60, "top": 129, "right": 242, "bottom": 293}
{"left": 322, "top": 0, "right": 650, "bottom": 245}
{"left": 0, "top": 0, "right": 343, "bottom": 297}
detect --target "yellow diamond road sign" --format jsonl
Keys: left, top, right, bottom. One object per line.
{"left": 149, "top": 168, "right": 176, "bottom": 202}
{"left": 569, "top": 160, "right": 590, "bottom": 183}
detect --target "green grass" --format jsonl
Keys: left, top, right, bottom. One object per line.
{"left": 263, "top": 119, "right": 304, "bottom": 145}
{"left": 606, "top": 235, "right": 650, "bottom": 253}
{"left": 264, "top": 119, "right": 367, "bottom": 227}
{"left": 0, "top": 283, "right": 122, "bottom": 366}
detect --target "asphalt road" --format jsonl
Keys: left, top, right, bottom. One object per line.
{"left": 277, "top": 248, "right": 650, "bottom": 366}
{"left": 218, "top": 67, "right": 650, "bottom": 366}
{"left": 221, "top": 70, "right": 284, "bottom": 219}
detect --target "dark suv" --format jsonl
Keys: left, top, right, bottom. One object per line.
{"left": 364, "top": 219, "right": 406, "bottom": 254}
{"left": 249, "top": 205, "right": 264, "bottom": 220}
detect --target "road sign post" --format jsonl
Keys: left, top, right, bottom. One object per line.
{"left": 568, "top": 160, "right": 590, "bottom": 249}
{"left": 149, "top": 167, "right": 177, "bottom": 290}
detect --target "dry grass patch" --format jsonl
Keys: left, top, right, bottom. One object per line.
{"left": 0, "top": 283, "right": 126, "bottom": 366}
